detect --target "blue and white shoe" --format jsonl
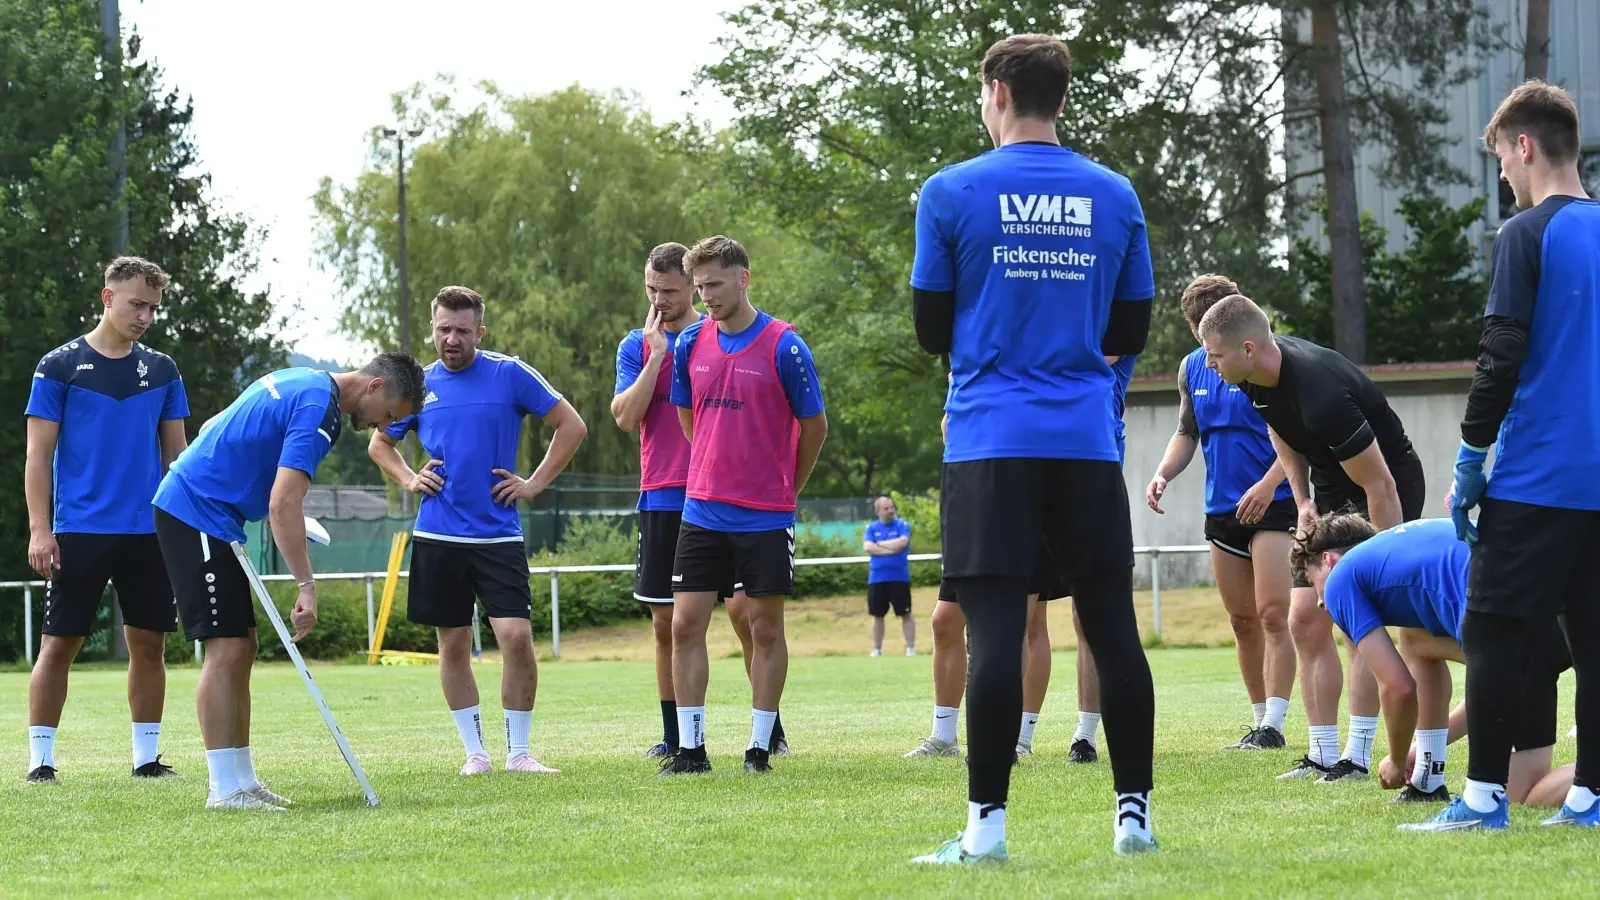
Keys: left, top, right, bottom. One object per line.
{"left": 911, "top": 833, "right": 1008, "bottom": 865}
{"left": 1542, "top": 803, "right": 1600, "bottom": 827}
{"left": 1398, "top": 794, "right": 1509, "bottom": 832}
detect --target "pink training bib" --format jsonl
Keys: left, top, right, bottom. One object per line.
{"left": 638, "top": 339, "right": 691, "bottom": 491}
{"left": 685, "top": 318, "right": 800, "bottom": 511}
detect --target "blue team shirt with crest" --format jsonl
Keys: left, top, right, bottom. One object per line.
{"left": 26, "top": 337, "right": 189, "bottom": 534}
{"left": 864, "top": 517, "right": 912, "bottom": 584}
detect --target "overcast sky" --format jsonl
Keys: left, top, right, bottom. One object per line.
{"left": 124, "top": 0, "right": 740, "bottom": 364}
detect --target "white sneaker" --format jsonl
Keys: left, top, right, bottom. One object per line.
{"left": 871, "top": 648, "right": 883, "bottom": 657}
{"left": 1015, "top": 740, "right": 1034, "bottom": 757}
{"left": 460, "top": 753, "right": 492, "bottom": 776}
{"left": 206, "top": 788, "right": 286, "bottom": 811}
{"left": 506, "top": 753, "right": 560, "bottom": 774}
{"left": 904, "top": 736, "right": 960, "bottom": 758}
{"left": 906, "top": 647, "right": 917, "bottom": 657}
{"left": 248, "top": 783, "right": 294, "bottom": 807}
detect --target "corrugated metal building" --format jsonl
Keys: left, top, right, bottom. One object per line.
{"left": 1290, "top": 0, "right": 1600, "bottom": 257}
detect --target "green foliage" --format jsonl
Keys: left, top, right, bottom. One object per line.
{"left": 526, "top": 515, "right": 641, "bottom": 635}
{"left": 1281, "top": 195, "right": 1488, "bottom": 362}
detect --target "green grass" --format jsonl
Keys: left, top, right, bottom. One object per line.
{"left": 0, "top": 649, "right": 1585, "bottom": 898}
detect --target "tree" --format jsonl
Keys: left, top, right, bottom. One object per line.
{"left": 0, "top": 1, "right": 285, "bottom": 659}
{"left": 1524, "top": 0, "right": 1550, "bottom": 82}
{"left": 314, "top": 83, "right": 704, "bottom": 481}
{"left": 1308, "top": 2, "right": 1366, "bottom": 362}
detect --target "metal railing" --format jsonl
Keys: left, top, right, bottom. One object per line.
{"left": 3, "top": 546, "right": 1210, "bottom": 665}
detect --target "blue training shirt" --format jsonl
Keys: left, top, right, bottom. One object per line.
{"left": 1112, "top": 354, "right": 1138, "bottom": 466}
{"left": 26, "top": 338, "right": 189, "bottom": 535}
{"left": 1321, "top": 518, "right": 1469, "bottom": 646}
{"left": 669, "top": 310, "right": 826, "bottom": 532}
{"left": 154, "top": 368, "right": 340, "bottom": 544}
{"left": 385, "top": 351, "right": 563, "bottom": 543}
{"left": 1181, "top": 346, "right": 1292, "bottom": 515}
{"left": 864, "top": 517, "right": 912, "bottom": 584}
{"left": 615, "top": 325, "right": 691, "bottom": 513}
{"left": 1480, "top": 196, "right": 1600, "bottom": 509}
{"left": 911, "top": 143, "right": 1155, "bottom": 464}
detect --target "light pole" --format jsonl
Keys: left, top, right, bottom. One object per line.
{"left": 383, "top": 127, "right": 424, "bottom": 514}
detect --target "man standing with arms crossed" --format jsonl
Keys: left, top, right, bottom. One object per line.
{"left": 155, "top": 353, "right": 424, "bottom": 809}
{"left": 660, "top": 235, "right": 828, "bottom": 776}
{"left": 24, "top": 257, "right": 190, "bottom": 784}
{"left": 371, "top": 286, "right": 587, "bottom": 777}
{"left": 1198, "top": 294, "right": 1426, "bottom": 784}
{"left": 910, "top": 34, "right": 1158, "bottom": 861}
{"left": 1412, "top": 81, "right": 1600, "bottom": 831}
{"left": 863, "top": 496, "right": 915, "bottom": 657}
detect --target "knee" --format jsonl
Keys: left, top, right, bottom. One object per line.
{"left": 437, "top": 627, "right": 473, "bottom": 660}
{"left": 204, "top": 637, "right": 255, "bottom": 670}
{"left": 671, "top": 612, "right": 704, "bottom": 647}
{"left": 750, "top": 611, "right": 783, "bottom": 650}
{"left": 1258, "top": 604, "right": 1290, "bottom": 636}
{"left": 651, "top": 611, "right": 674, "bottom": 646}
{"left": 1229, "top": 610, "right": 1262, "bottom": 639}
{"left": 931, "top": 605, "right": 963, "bottom": 646}
{"left": 1288, "top": 604, "right": 1328, "bottom": 646}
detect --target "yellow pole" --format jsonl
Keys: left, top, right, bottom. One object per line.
{"left": 367, "top": 531, "right": 410, "bottom": 664}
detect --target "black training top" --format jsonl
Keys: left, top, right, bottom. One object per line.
{"left": 1239, "top": 335, "right": 1419, "bottom": 495}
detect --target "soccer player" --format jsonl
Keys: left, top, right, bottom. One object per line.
{"left": 910, "top": 34, "right": 1158, "bottom": 861}
{"left": 1198, "top": 294, "right": 1426, "bottom": 784}
{"left": 1413, "top": 81, "right": 1600, "bottom": 832}
{"left": 370, "top": 286, "right": 586, "bottom": 777}
{"left": 154, "top": 353, "right": 424, "bottom": 809}
{"left": 863, "top": 496, "right": 915, "bottom": 657}
{"left": 612, "top": 243, "right": 768, "bottom": 759}
{"left": 1295, "top": 513, "right": 1577, "bottom": 811}
{"left": 23, "top": 257, "right": 190, "bottom": 784}
{"left": 1145, "top": 274, "right": 1295, "bottom": 751}
{"left": 659, "top": 235, "right": 828, "bottom": 776}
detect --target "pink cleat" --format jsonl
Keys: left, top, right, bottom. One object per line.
{"left": 506, "top": 753, "right": 560, "bottom": 774}
{"left": 460, "top": 754, "right": 492, "bottom": 776}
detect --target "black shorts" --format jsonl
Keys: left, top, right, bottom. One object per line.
{"left": 1466, "top": 498, "right": 1600, "bottom": 620}
{"left": 1294, "top": 471, "right": 1427, "bottom": 587}
{"left": 1512, "top": 614, "right": 1575, "bottom": 751}
{"left": 43, "top": 532, "right": 178, "bottom": 637}
{"left": 867, "top": 581, "right": 912, "bottom": 617}
{"left": 941, "top": 458, "right": 1131, "bottom": 588}
{"left": 635, "top": 510, "right": 681, "bottom": 604}
{"left": 154, "top": 509, "right": 255, "bottom": 641}
{"left": 1205, "top": 498, "right": 1297, "bottom": 560}
{"left": 939, "top": 547, "right": 1069, "bottom": 602}
{"left": 672, "top": 522, "right": 795, "bottom": 598}
{"left": 406, "top": 537, "right": 533, "bottom": 627}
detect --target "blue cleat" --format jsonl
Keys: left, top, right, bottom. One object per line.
{"left": 1542, "top": 803, "right": 1600, "bottom": 827}
{"left": 911, "top": 833, "right": 1008, "bottom": 865}
{"left": 1399, "top": 794, "right": 1509, "bottom": 832}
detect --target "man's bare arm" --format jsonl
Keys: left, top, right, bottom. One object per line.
{"left": 158, "top": 419, "right": 188, "bottom": 471}
{"left": 795, "top": 413, "right": 829, "bottom": 496}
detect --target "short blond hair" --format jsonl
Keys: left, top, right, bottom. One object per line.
{"left": 104, "top": 256, "right": 170, "bottom": 291}
{"left": 1197, "top": 294, "right": 1271, "bottom": 344}
{"left": 1180, "top": 274, "right": 1241, "bottom": 330}
{"left": 1483, "top": 80, "right": 1580, "bottom": 164}
{"left": 683, "top": 235, "right": 749, "bottom": 273}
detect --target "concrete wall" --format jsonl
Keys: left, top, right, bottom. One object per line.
{"left": 1121, "top": 366, "right": 1472, "bottom": 589}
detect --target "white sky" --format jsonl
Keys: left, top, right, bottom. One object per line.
{"left": 124, "top": 0, "right": 740, "bottom": 364}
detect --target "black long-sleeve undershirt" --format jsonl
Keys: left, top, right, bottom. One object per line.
{"left": 1461, "top": 315, "right": 1529, "bottom": 449}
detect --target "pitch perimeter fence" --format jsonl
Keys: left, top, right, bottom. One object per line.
{"left": 4, "top": 546, "right": 1208, "bottom": 666}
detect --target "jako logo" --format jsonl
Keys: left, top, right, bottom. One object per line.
{"left": 76, "top": 363, "right": 94, "bottom": 371}
{"left": 999, "top": 194, "right": 1092, "bottom": 225}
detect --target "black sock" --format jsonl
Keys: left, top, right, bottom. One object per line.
{"left": 661, "top": 700, "right": 678, "bottom": 748}
{"left": 1073, "top": 566, "right": 1155, "bottom": 794}
{"left": 955, "top": 576, "right": 1030, "bottom": 806}
{"left": 1462, "top": 609, "right": 1531, "bottom": 787}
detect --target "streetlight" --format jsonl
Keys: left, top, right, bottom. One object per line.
{"left": 383, "top": 127, "right": 423, "bottom": 514}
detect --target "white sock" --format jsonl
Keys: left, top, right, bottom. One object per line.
{"left": 235, "top": 746, "right": 261, "bottom": 791}
{"left": 1019, "top": 712, "right": 1040, "bottom": 746}
{"left": 1566, "top": 785, "right": 1600, "bottom": 812}
{"left": 750, "top": 709, "right": 777, "bottom": 751}
{"left": 962, "top": 802, "right": 1006, "bottom": 855}
{"left": 1344, "top": 715, "right": 1379, "bottom": 768}
{"left": 932, "top": 706, "right": 959, "bottom": 744}
{"left": 678, "top": 706, "right": 706, "bottom": 750}
{"left": 206, "top": 747, "right": 240, "bottom": 799}
{"left": 1074, "top": 712, "right": 1101, "bottom": 748}
{"left": 132, "top": 722, "right": 161, "bottom": 768}
{"left": 1308, "top": 725, "right": 1340, "bottom": 767}
{"left": 1462, "top": 778, "right": 1505, "bottom": 814}
{"left": 504, "top": 709, "right": 532, "bottom": 759}
{"left": 452, "top": 705, "right": 488, "bottom": 758}
{"left": 29, "top": 726, "right": 56, "bottom": 770}
{"left": 1115, "top": 791, "right": 1153, "bottom": 843}
{"left": 1251, "top": 702, "right": 1266, "bottom": 728}
{"left": 1263, "top": 697, "right": 1289, "bottom": 733}
{"left": 1412, "top": 729, "right": 1449, "bottom": 792}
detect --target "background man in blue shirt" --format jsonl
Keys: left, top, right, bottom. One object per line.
{"left": 863, "top": 496, "right": 914, "bottom": 657}
{"left": 24, "top": 256, "right": 190, "bottom": 785}
{"left": 909, "top": 34, "right": 1157, "bottom": 861}
{"left": 1421, "top": 80, "right": 1600, "bottom": 832}
{"left": 370, "top": 286, "right": 587, "bottom": 778}
{"left": 154, "top": 352, "right": 424, "bottom": 810}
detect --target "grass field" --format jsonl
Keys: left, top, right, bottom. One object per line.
{"left": 1, "top": 592, "right": 1590, "bottom": 898}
